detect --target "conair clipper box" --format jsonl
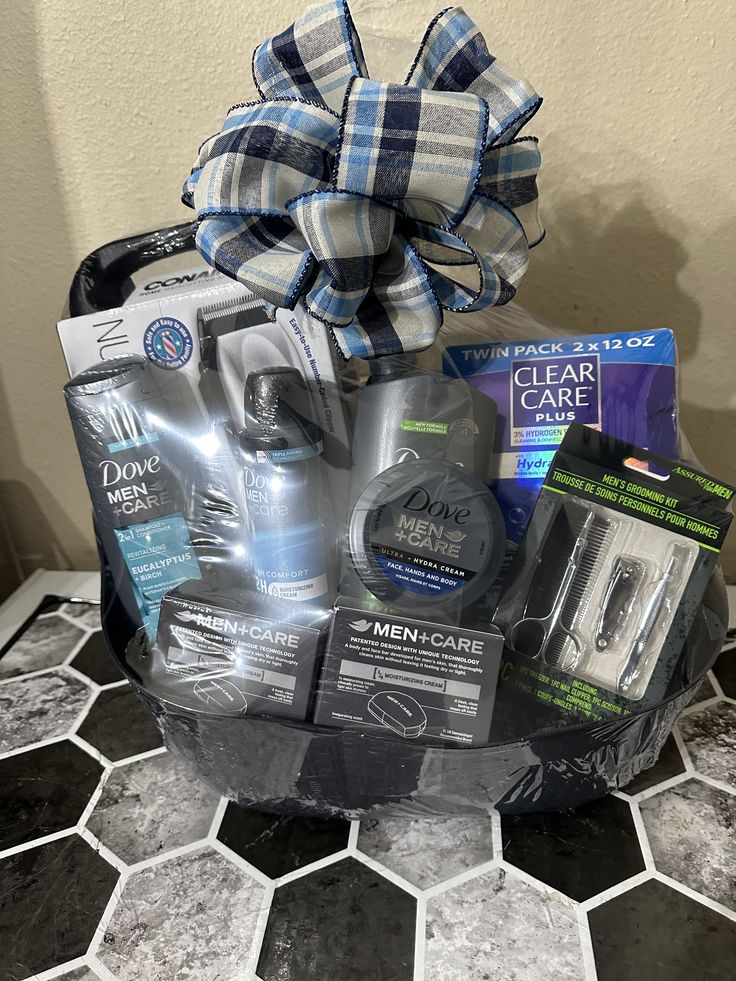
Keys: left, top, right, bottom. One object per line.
{"left": 443, "top": 329, "right": 678, "bottom": 546}
{"left": 313, "top": 608, "right": 504, "bottom": 746}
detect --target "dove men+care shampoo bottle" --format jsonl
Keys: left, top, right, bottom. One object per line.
{"left": 65, "top": 355, "right": 201, "bottom": 640}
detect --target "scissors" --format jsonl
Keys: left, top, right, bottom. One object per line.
{"left": 509, "top": 510, "right": 594, "bottom": 669}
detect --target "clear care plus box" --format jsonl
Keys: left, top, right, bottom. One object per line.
{"left": 443, "top": 329, "right": 678, "bottom": 549}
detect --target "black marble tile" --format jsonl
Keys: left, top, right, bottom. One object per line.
{"left": 77, "top": 686, "right": 163, "bottom": 762}
{"left": 0, "top": 613, "right": 86, "bottom": 678}
{"left": 712, "top": 649, "right": 736, "bottom": 699}
{"left": 0, "top": 595, "right": 63, "bottom": 657}
{"left": 71, "top": 631, "right": 122, "bottom": 686}
{"left": 0, "top": 741, "right": 102, "bottom": 850}
{"left": 0, "top": 672, "right": 92, "bottom": 755}
{"left": 257, "top": 857, "right": 415, "bottom": 981}
{"left": 217, "top": 803, "right": 350, "bottom": 879}
{"left": 0, "top": 835, "right": 118, "bottom": 980}
{"left": 501, "top": 796, "right": 645, "bottom": 901}
{"left": 589, "top": 878, "right": 736, "bottom": 981}
{"left": 620, "top": 734, "right": 686, "bottom": 795}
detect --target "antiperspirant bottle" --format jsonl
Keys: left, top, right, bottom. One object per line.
{"left": 239, "top": 367, "right": 331, "bottom": 606}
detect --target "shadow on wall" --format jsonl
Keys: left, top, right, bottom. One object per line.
{"left": 0, "top": 1, "right": 95, "bottom": 598}
{"left": 521, "top": 184, "right": 736, "bottom": 580}
{"left": 521, "top": 187, "right": 702, "bottom": 360}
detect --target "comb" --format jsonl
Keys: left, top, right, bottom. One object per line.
{"left": 544, "top": 506, "right": 611, "bottom": 669}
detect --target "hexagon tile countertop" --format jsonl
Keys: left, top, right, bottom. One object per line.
{"left": 1, "top": 592, "right": 736, "bottom": 981}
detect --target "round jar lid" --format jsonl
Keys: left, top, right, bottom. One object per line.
{"left": 349, "top": 459, "right": 506, "bottom": 613}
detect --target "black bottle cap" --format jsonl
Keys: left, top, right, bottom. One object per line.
{"left": 241, "top": 367, "right": 321, "bottom": 450}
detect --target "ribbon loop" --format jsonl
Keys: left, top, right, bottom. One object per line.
{"left": 184, "top": 0, "right": 542, "bottom": 358}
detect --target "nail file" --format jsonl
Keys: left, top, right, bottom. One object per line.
{"left": 617, "top": 544, "right": 690, "bottom": 694}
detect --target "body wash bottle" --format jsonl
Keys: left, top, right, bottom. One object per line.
{"left": 239, "top": 367, "right": 331, "bottom": 606}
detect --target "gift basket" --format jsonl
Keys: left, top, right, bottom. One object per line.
{"left": 58, "top": 1, "right": 733, "bottom": 818}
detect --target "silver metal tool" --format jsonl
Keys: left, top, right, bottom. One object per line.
{"left": 616, "top": 543, "right": 690, "bottom": 695}
{"left": 595, "top": 556, "right": 644, "bottom": 652}
{"left": 510, "top": 509, "right": 608, "bottom": 666}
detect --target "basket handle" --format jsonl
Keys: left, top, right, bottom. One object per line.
{"left": 68, "top": 222, "right": 197, "bottom": 317}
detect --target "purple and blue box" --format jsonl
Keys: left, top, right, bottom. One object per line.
{"left": 443, "top": 328, "right": 678, "bottom": 550}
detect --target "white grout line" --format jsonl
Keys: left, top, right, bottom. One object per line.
{"left": 671, "top": 725, "right": 695, "bottom": 771}
{"left": 108, "top": 745, "right": 168, "bottom": 768}
{"left": 207, "top": 795, "right": 230, "bottom": 838}
{"left": 274, "top": 847, "right": 353, "bottom": 887}
{"left": 64, "top": 662, "right": 101, "bottom": 692}
{"left": 244, "top": 881, "right": 275, "bottom": 981}
{"left": 86, "top": 953, "right": 119, "bottom": 981}
{"left": 350, "top": 849, "right": 424, "bottom": 899}
{"left": 708, "top": 671, "right": 726, "bottom": 699}
{"left": 578, "top": 870, "right": 653, "bottom": 912}
{"left": 99, "top": 678, "right": 131, "bottom": 691}
{"left": 627, "top": 770, "right": 692, "bottom": 801}
{"left": 575, "top": 905, "right": 599, "bottom": 981}
{"left": 348, "top": 819, "right": 360, "bottom": 851}
{"left": 679, "top": 694, "right": 722, "bottom": 717}
{"left": 209, "top": 838, "right": 273, "bottom": 889}
{"left": 61, "top": 626, "right": 97, "bottom": 665}
{"left": 0, "top": 826, "right": 78, "bottom": 861}
{"left": 19, "top": 955, "right": 90, "bottom": 979}
{"left": 0, "top": 666, "right": 61, "bottom": 687}
{"left": 692, "top": 772, "right": 736, "bottom": 797}
{"left": 78, "top": 825, "right": 128, "bottom": 874}
{"left": 413, "top": 893, "right": 427, "bottom": 981}
{"left": 422, "top": 857, "right": 501, "bottom": 899}
{"left": 627, "top": 797, "right": 656, "bottom": 871}
{"left": 87, "top": 875, "right": 130, "bottom": 961}
{"left": 652, "top": 871, "right": 736, "bottom": 924}
{"left": 0, "top": 733, "right": 67, "bottom": 762}
{"left": 124, "top": 839, "right": 206, "bottom": 874}
{"left": 495, "top": 858, "right": 574, "bottom": 902}
{"left": 491, "top": 808, "right": 504, "bottom": 859}
{"left": 77, "top": 766, "right": 113, "bottom": 829}
{"left": 68, "top": 686, "right": 101, "bottom": 735}
{"left": 68, "top": 732, "right": 114, "bottom": 769}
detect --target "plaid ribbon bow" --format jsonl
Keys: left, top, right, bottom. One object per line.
{"left": 183, "top": 1, "right": 542, "bottom": 358}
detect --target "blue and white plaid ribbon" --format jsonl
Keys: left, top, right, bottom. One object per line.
{"left": 183, "top": 2, "right": 542, "bottom": 359}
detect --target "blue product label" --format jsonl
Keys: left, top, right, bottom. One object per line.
{"left": 373, "top": 551, "right": 464, "bottom": 596}
{"left": 252, "top": 520, "right": 328, "bottom": 602}
{"left": 255, "top": 442, "right": 323, "bottom": 464}
{"left": 115, "top": 513, "right": 201, "bottom": 637}
{"left": 107, "top": 433, "right": 159, "bottom": 454}
{"left": 144, "top": 317, "right": 194, "bottom": 370}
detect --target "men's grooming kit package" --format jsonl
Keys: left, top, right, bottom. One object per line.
{"left": 58, "top": 268, "right": 734, "bottom": 746}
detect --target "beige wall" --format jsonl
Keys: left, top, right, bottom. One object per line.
{"left": 1, "top": 0, "right": 735, "bottom": 589}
